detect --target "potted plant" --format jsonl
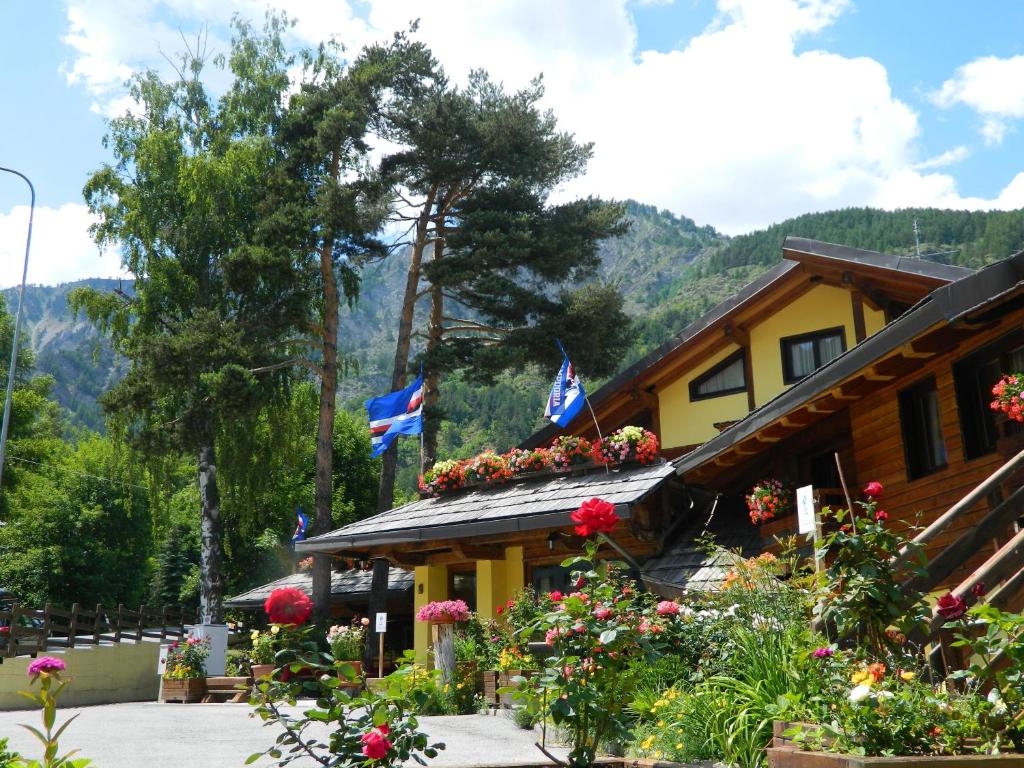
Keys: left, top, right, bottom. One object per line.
{"left": 248, "top": 628, "right": 277, "bottom": 680}
{"left": 746, "top": 477, "right": 790, "bottom": 524}
{"left": 593, "top": 426, "right": 659, "bottom": 466}
{"left": 465, "top": 451, "right": 512, "bottom": 485}
{"left": 415, "top": 599, "right": 470, "bottom": 684}
{"left": 417, "top": 459, "right": 467, "bottom": 496}
{"left": 161, "top": 636, "right": 210, "bottom": 702}
{"left": 504, "top": 448, "right": 554, "bottom": 475}
{"left": 549, "top": 435, "right": 593, "bottom": 469}
{"left": 328, "top": 618, "right": 368, "bottom": 684}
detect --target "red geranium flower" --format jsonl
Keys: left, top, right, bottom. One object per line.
{"left": 937, "top": 592, "right": 967, "bottom": 621}
{"left": 864, "top": 481, "right": 884, "bottom": 499}
{"left": 570, "top": 497, "right": 620, "bottom": 537}
{"left": 549, "top": 590, "right": 563, "bottom": 602}
{"left": 264, "top": 586, "right": 313, "bottom": 626}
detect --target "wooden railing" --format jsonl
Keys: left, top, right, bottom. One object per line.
{"left": 0, "top": 601, "right": 195, "bottom": 661}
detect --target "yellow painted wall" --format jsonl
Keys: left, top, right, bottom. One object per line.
{"left": 658, "top": 343, "right": 748, "bottom": 448}
{"left": 476, "top": 558, "right": 507, "bottom": 621}
{"left": 0, "top": 641, "right": 161, "bottom": 710}
{"left": 657, "top": 285, "right": 888, "bottom": 448}
{"left": 413, "top": 564, "right": 448, "bottom": 662}
{"left": 750, "top": 283, "right": 874, "bottom": 407}
{"left": 504, "top": 546, "right": 525, "bottom": 596}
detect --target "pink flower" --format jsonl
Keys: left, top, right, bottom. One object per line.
{"left": 415, "top": 599, "right": 470, "bottom": 622}
{"left": 593, "top": 607, "right": 612, "bottom": 620}
{"left": 265, "top": 586, "right": 313, "bottom": 626}
{"left": 545, "top": 628, "right": 562, "bottom": 645}
{"left": 360, "top": 727, "right": 392, "bottom": 760}
{"left": 863, "top": 481, "right": 884, "bottom": 499}
{"left": 570, "top": 498, "right": 620, "bottom": 537}
{"left": 937, "top": 592, "right": 967, "bottom": 621}
{"left": 27, "top": 656, "right": 66, "bottom": 677}
{"left": 812, "top": 647, "right": 834, "bottom": 659}
{"left": 875, "top": 510, "right": 889, "bottom": 522}
{"left": 655, "top": 600, "right": 680, "bottom": 616}
{"left": 548, "top": 590, "right": 563, "bottom": 602}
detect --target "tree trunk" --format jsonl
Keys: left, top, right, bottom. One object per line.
{"left": 197, "top": 442, "right": 223, "bottom": 624}
{"left": 420, "top": 231, "right": 445, "bottom": 473}
{"left": 313, "top": 152, "right": 341, "bottom": 625}
{"left": 377, "top": 185, "right": 437, "bottom": 513}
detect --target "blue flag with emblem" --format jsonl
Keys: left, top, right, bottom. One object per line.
{"left": 292, "top": 507, "right": 309, "bottom": 542}
{"left": 544, "top": 345, "right": 586, "bottom": 427}
{"left": 366, "top": 373, "right": 424, "bottom": 458}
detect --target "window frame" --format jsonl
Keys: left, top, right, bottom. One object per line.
{"left": 780, "top": 326, "right": 848, "bottom": 384}
{"left": 898, "top": 374, "right": 948, "bottom": 481}
{"left": 688, "top": 349, "right": 748, "bottom": 402}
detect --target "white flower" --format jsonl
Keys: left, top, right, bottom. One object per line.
{"left": 723, "top": 604, "right": 740, "bottom": 618}
{"left": 988, "top": 689, "right": 1008, "bottom": 714}
{"left": 849, "top": 685, "right": 873, "bottom": 703}
{"left": 876, "top": 690, "right": 894, "bottom": 700}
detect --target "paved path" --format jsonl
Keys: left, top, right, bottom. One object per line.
{"left": 0, "top": 702, "right": 569, "bottom": 768}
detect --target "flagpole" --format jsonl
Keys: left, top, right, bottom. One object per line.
{"left": 555, "top": 339, "right": 607, "bottom": 470}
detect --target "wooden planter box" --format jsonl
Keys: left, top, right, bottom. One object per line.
{"left": 769, "top": 722, "right": 1024, "bottom": 768}
{"left": 161, "top": 677, "right": 206, "bottom": 703}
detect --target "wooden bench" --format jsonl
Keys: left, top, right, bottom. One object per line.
{"left": 201, "top": 676, "right": 250, "bottom": 703}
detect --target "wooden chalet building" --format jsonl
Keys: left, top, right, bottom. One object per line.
{"left": 523, "top": 238, "right": 970, "bottom": 457}
{"left": 295, "top": 237, "right": 991, "bottom": 660}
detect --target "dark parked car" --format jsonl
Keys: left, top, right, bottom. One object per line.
{"left": 0, "top": 589, "right": 43, "bottom": 637}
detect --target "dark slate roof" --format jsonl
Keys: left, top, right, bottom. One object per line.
{"left": 296, "top": 461, "right": 677, "bottom": 553}
{"left": 224, "top": 567, "right": 414, "bottom": 609}
{"left": 674, "top": 249, "right": 1024, "bottom": 478}
{"left": 521, "top": 238, "right": 970, "bottom": 450}
{"left": 640, "top": 511, "right": 763, "bottom": 595}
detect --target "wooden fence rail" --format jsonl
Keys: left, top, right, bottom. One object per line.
{"left": 0, "top": 601, "right": 195, "bottom": 660}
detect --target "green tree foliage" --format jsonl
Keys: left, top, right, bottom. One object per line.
{"left": 70, "top": 17, "right": 310, "bottom": 622}
{"left": 148, "top": 522, "right": 197, "bottom": 607}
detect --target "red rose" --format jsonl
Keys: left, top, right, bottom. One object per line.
{"left": 864, "top": 481, "right": 884, "bottom": 499}
{"left": 971, "top": 582, "right": 987, "bottom": 598}
{"left": 937, "top": 592, "right": 967, "bottom": 621}
{"left": 570, "top": 497, "right": 620, "bottom": 537}
{"left": 506, "top": 599, "right": 515, "bottom": 609}
{"left": 549, "top": 590, "right": 563, "bottom": 602}
{"left": 875, "top": 510, "right": 889, "bottom": 522}
{"left": 264, "top": 586, "right": 313, "bottom": 626}
{"left": 496, "top": 606, "right": 504, "bottom": 615}
{"left": 361, "top": 728, "right": 392, "bottom": 760}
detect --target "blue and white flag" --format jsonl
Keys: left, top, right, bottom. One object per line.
{"left": 292, "top": 507, "right": 309, "bottom": 542}
{"left": 366, "top": 373, "right": 424, "bottom": 458}
{"left": 544, "top": 350, "right": 586, "bottom": 427}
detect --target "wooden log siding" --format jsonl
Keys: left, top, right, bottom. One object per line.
{"left": 846, "top": 309, "right": 1024, "bottom": 587}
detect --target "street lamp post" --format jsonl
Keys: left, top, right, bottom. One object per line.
{"left": 0, "top": 167, "right": 35, "bottom": 492}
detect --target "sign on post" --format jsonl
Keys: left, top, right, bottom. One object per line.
{"left": 796, "top": 484, "right": 823, "bottom": 572}
{"left": 375, "top": 612, "right": 387, "bottom": 679}
{"left": 157, "top": 644, "right": 170, "bottom": 676}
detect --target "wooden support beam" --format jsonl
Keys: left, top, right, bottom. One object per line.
{"left": 388, "top": 551, "right": 427, "bottom": 567}
{"left": 453, "top": 543, "right": 505, "bottom": 561}
{"left": 851, "top": 292, "right": 867, "bottom": 344}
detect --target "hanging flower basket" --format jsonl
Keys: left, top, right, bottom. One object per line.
{"left": 593, "top": 426, "right": 659, "bottom": 465}
{"left": 550, "top": 435, "right": 593, "bottom": 469}
{"left": 418, "top": 459, "right": 467, "bottom": 496}
{"left": 746, "top": 478, "right": 790, "bottom": 524}
{"left": 991, "top": 373, "right": 1024, "bottom": 422}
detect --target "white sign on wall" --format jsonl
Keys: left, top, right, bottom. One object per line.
{"left": 157, "top": 644, "right": 170, "bottom": 676}
{"left": 796, "top": 484, "right": 816, "bottom": 534}
{"left": 375, "top": 612, "right": 388, "bottom": 633}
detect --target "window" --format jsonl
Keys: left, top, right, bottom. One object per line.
{"left": 953, "top": 331, "right": 1024, "bottom": 460}
{"left": 689, "top": 350, "right": 747, "bottom": 401}
{"left": 899, "top": 376, "right": 947, "bottom": 480}
{"left": 448, "top": 572, "right": 476, "bottom": 611}
{"left": 780, "top": 328, "right": 847, "bottom": 383}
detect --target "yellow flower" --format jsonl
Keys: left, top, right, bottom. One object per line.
{"left": 900, "top": 671, "right": 915, "bottom": 682}
{"left": 250, "top": 630, "right": 260, "bottom": 640}
{"left": 654, "top": 751, "right": 663, "bottom": 759}
{"left": 658, "top": 720, "right": 665, "bottom": 727}
{"left": 675, "top": 743, "right": 683, "bottom": 750}
{"left": 270, "top": 625, "right": 281, "bottom": 635}
{"left": 850, "top": 670, "right": 871, "bottom": 686}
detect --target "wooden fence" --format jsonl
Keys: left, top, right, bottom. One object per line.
{"left": 0, "top": 601, "right": 195, "bottom": 661}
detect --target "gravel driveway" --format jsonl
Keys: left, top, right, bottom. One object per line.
{"left": 0, "top": 703, "right": 569, "bottom": 768}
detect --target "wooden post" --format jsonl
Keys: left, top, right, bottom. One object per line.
{"left": 68, "top": 603, "right": 79, "bottom": 650}
{"left": 94, "top": 603, "right": 102, "bottom": 645}
{"left": 114, "top": 604, "right": 124, "bottom": 643}
{"left": 364, "top": 558, "right": 389, "bottom": 673}
{"left": 40, "top": 603, "right": 51, "bottom": 653}
{"left": 137, "top": 603, "right": 145, "bottom": 642}
{"left": 378, "top": 633, "right": 384, "bottom": 679}
{"left": 432, "top": 622, "right": 456, "bottom": 684}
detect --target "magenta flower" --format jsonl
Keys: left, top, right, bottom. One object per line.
{"left": 27, "top": 656, "right": 66, "bottom": 677}
{"left": 812, "top": 647, "right": 834, "bottom": 659}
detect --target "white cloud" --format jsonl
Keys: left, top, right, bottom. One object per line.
{"left": 56, "top": 0, "right": 1024, "bottom": 252}
{"left": 0, "top": 204, "right": 124, "bottom": 290}
{"left": 933, "top": 54, "right": 1024, "bottom": 145}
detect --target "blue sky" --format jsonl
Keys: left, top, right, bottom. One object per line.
{"left": 3, "top": 0, "right": 1024, "bottom": 287}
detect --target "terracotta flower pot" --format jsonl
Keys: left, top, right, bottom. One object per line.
{"left": 337, "top": 659, "right": 363, "bottom": 681}
{"left": 251, "top": 663, "right": 274, "bottom": 680}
